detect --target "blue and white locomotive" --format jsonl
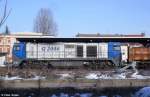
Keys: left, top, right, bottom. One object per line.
{"left": 12, "top": 41, "right": 123, "bottom": 68}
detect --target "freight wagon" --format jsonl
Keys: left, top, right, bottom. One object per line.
{"left": 12, "top": 42, "right": 122, "bottom": 68}
{"left": 129, "top": 47, "right": 150, "bottom": 68}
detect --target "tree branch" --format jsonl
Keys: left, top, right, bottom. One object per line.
{"left": 0, "top": 0, "right": 11, "bottom": 28}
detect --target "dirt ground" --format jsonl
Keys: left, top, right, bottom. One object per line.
{"left": 0, "top": 66, "right": 150, "bottom": 80}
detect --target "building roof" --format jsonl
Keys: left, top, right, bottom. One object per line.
{"left": 12, "top": 32, "right": 43, "bottom": 36}
{"left": 0, "top": 32, "right": 55, "bottom": 38}
{"left": 76, "top": 33, "right": 101, "bottom": 37}
{"left": 76, "top": 33, "right": 145, "bottom": 37}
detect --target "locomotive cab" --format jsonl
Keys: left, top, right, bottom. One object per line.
{"left": 12, "top": 42, "right": 26, "bottom": 66}
{"left": 108, "top": 42, "right": 122, "bottom": 66}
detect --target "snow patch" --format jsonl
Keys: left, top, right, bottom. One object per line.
{"left": 0, "top": 64, "right": 6, "bottom": 67}
{"left": 85, "top": 73, "right": 112, "bottom": 79}
{"left": 131, "top": 69, "right": 150, "bottom": 79}
{"left": 0, "top": 76, "right": 23, "bottom": 80}
{"left": 113, "top": 73, "right": 126, "bottom": 79}
{"left": 25, "top": 76, "right": 46, "bottom": 80}
{"left": 85, "top": 73, "right": 99, "bottom": 79}
{"left": 0, "top": 75, "right": 46, "bottom": 80}
{"left": 58, "top": 73, "right": 72, "bottom": 79}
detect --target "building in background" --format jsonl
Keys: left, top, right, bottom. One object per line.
{"left": 0, "top": 35, "right": 15, "bottom": 64}
{"left": 0, "top": 32, "right": 43, "bottom": 66}
{"left": 76, "top": 32, "right": 145, "bottom": 37}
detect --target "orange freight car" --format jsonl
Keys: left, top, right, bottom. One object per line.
{"left": 129, "top": 47, "right": 150, "bottom": 62}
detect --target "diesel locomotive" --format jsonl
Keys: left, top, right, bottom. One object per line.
{"left": 12, "top": 37, "right": 150, "bottom": 69}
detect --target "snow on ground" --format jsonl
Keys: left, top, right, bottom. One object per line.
{"left": 0, "top": 75, "right": 46, "bottom": 80}
{"left": 1, "top": 72, "right": 150, "bottom": 80}
{"left": 85, "top": 73, "right": 112, "bottom": 79}
{"left": 85, "top": 73, "right": 99, "bottom": 79}
{"left": 85, "top": 70, "right": 150, "bottom": 79}
{"left": 0, "top": 65, "right": 6, "bottom": 67}
{"left": 131, "top": 71, "right": 145, "bottom": 79}
{"left": 25, "top": 76, "right": 46, "bottom": 80}
{"left": 4, "top": 76, "right": 23, "bottom": 80}
{"left": 0, "top": 71, "right": 150, "bottom": 80}
{"left": 0, "top": 75, "right": 23, "bottom": 80}
{"left": 0, "top": 67, "right": 150, "bottom": 80}
{"left": 112, "top": 73, "right": 126, "bottom": 79}
{"left": 85, "top": 72, "right": 126, "bottom": 79}
{"left": 131, "top": 69, "right": 150, "bottom": 79}
{"left": 58, "top": 73, "right": 72, "bottom": 79}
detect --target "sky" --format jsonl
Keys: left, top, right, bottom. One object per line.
{"left": 0, "top": 0, "right": 150, "bottom": 37}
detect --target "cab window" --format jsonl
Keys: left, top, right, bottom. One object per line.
{"left": 14, "top": 46, "right": 20, "bottom": 51}
{"left": 113, "top": 45, "right": 120, "bottom": 51}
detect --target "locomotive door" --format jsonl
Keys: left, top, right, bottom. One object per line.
{"left": 64, "top": 45, "right": 76, "bottom": 58}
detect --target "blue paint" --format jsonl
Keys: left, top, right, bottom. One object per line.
{"left": 108, "top": 42, "right": 121, "bottom": 60}
{"left": 13, "top": 42, "right": 26, "bottom": 59}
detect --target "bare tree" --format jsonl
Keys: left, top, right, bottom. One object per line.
{"left": 0, "top": 0, "right": 11, "bottom": 28}
{"left": 34, "top": 8, "right": 57, "bottom": 36}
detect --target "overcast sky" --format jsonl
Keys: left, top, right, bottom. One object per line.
{"left": 1, "top": 0, "right": 150, "bottom": 37}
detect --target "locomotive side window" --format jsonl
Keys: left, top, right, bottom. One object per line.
{"left": 77, "top": 45, "right": 83, "bottom": 57}
{"left": 65, "top": 45, "right": 75, "bottom": 58}
{"left": 65, "top": 45, "right": 74, "bottom": 48}
{"left": 87, "top": 46, "right": 97, "bottom": 57}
